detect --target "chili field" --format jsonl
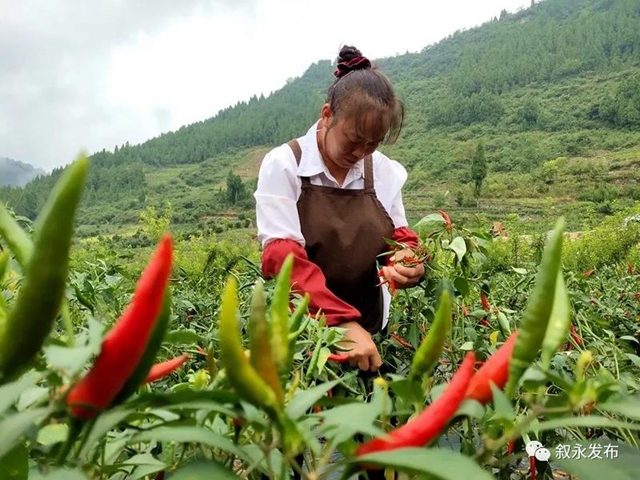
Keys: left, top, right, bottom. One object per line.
{"left": 2, "top": 155, "right": 640, "bottom": 479}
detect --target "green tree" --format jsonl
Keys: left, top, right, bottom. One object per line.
{"left": 139, "top": 202, "right": 173, "bottom": 240}
{"left": 226, "top": 170, "right": 246, "bottom": 206}
{"left": 471, "top": 142, "right": 487, "bottom": 198}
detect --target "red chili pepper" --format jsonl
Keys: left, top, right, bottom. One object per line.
{"left": 590, "top": 298, "right": 599, "bottom": 306}
{"left": 144, "top": 353, "right": 189, "bottom": 384}
{"left": 356, "top": 352, "right": 476, "bottom": 459}
{"left": 66, "top": 234, "right": 173, "bottom": 419}
{"left": 461, "top": 304, "right": 470, "bottom": 317}
{"left": 480, "top": 293, "right": 491, "bottom": 311}
{"left": 530, "top": 456, "right": 537, "bottom": 480}
{"left": 196, "top": 346, "right": 207, "bottom": 356}
{"left": 507, "top": 440, "right": 515, "bottom": 455}
{"left": 582, "top": 269, "right": 595, "bottom": 277}
{"left": 439, "top": 358, "right": 484, "bottom": 367}
{"left": 327, "top": 353, "right": 350, "bottom": 363}
{"left": 569, "top": 323, "right": 583, "bottom": 346}
{"left": 390, "top": 333, "right": 414, "bottom": 350}
{"left": 465, "top": 331, "right": 518, "bottom": 405}
{"left": 437, "top": 210, "right": 452, "bottom": 233}
{"left": 628, "top": 262, "right": 635, "bottom": 275}
{"left": 479, "top": 317, "right": 491, "bottom": 328}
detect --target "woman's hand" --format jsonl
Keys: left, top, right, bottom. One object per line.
{"left": 381, "top": 248, "right": 425, "bottom": 290}
{"left": 338, "top": 321, "right": 382, "bottom": 372}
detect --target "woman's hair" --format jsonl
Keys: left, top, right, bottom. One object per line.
{"left": 325, "top": 45, "right": 404, "bottom": 144}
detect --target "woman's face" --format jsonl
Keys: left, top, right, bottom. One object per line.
{"left": 319, "top": 104, "right": 389, "bottom": 170}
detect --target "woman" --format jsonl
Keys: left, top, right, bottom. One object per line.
{"left": 255, "top": 45, "right": 424, "bottom": 373}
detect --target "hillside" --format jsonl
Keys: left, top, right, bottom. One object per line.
{"left": 1, "top": 0, "right": 640, "bottom": 237}
{"left": 0, "top": 157, "right": 45, "bottom": 187}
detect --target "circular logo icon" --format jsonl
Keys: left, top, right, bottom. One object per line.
{"left": 525, "top": 440, "right": 544, "bottom": 457}
{"left": 534, "top": 447, "right": 551, "bottom": 462}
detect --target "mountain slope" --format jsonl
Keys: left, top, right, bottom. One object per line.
{"left": 2, "top": 0, "right": 640, "bottom": 234}
{"left": 0, "top": 158, "right": 45, "bottom": 187}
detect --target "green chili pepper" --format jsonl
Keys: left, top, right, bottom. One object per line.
{"left": 0, "top": 206, "right": 33, "bottom": 268}
{"left": 112, "top": 289, "right": 173, "bottom": 404}
{"left": 0, "top": 155, "right": 89, "bottom": 384}
{"left": 540, "top": 271, "right": 571, "bottom": 370}
{"left": 409, "top": 288, "right": 452, "bottom": 381}
{"left": 249, "top": 280, "right": 284, "bottom": 405}
{"left": 0, "top": 250, "right": 8, "bottom": 282}
{"left": 0, "top": 251, "right": 8, "bottom": 315}
{"left": 284, "top": 293, "right": 310, "bottom": 376}
{"left": 288, "top": 292, "right": 311, "bottom": 336}
{"left": 270, "top": 254, "right": 293, "bottom": 374}
{"left": 505, "top": 217, "right": 565, "bottom": 397}
{"left": 73, "top": 284, "right": 95, "bottom": 314}
{"left": 305, "top": 337, "right": 324, "bottom": 381}
{"left": 219, "top": 276, "right": 280, "bottom": 417}
{"left": 497, "top": 311, "right": 511, "bottom": 337}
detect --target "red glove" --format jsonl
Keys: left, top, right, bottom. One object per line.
{"left": 261, "top": 239, "right": 361, "bottom": 327}
{"left": 389, "top": 226, "right": 419, "bottom": 250}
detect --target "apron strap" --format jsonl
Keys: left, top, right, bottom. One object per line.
{"left": 289, "top": 138, "right": 375, "bottom": 190}
{"left": 288, "top": 139, "right": 302, "bottom": 165}
{"left": 288, "top": 139, "right": 310, "bottom": 186}
{"left": 364, "top": 155, "right": 374, "bottom": 192}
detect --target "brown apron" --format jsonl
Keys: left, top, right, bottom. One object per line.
{"left": 288, "top": 139, "right": 395, "bottom": 333}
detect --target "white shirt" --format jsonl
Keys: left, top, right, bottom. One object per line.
{"left": 254, "top": 121, "right": 412, "bottom": 330}
{"left": 254, "top": 121, "right": 411, "bottom": 248}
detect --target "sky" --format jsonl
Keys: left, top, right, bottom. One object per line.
{"left": 1, "top": 0, "right": 531, "bottom": 172}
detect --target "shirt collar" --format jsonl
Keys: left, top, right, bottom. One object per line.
{"left": 297, "top": 120, "right": 365, "bottom": 181}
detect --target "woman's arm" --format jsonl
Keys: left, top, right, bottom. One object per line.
{"left": 255, "top": 146, "right": 362, "bottom": 325}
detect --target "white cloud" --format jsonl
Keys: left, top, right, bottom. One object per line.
{"left": 1, "top": 0, "right": 529, "bottom": 172}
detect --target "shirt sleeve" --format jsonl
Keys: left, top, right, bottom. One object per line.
{"left": 261, "top": 239, "right": 362, "bottom": 326}
{"left": 255, "top": 145, "right": 362, "bottom": 326}
{"left": 254, "top": 145, "right": 305, "bottom": 248}
{"left": 373, "top": 152, "right": 420, "bottom": 249}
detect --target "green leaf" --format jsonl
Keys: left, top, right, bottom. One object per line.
{"left": 0, "top": 443, "right": 28, "bottom": 480}
{"left": 0, "top": 372, "right": 40, "bottom": 415}
{"left": 453, "top": 277, "right": 470, "bottom": 297}
{"left": 17, "top": 386, "right": 49, "bottom": 411}
{"left": 532, "top": 415, "right": 640, "bottom": 434}
{"left": 0, "top": 205, "right": 33, "bottom": 268}
{"left": 455, "top": 399, "right": 486, "bottom": 421}
{"left": 43, "top": 317, "right": 103, "bottom": 376}
{"left": 169, "top": 460, "right": 237, "bottom": 480}
{"left": 459, "top": 341, "right": 474, "bottom": 351}
{"left": 625, "top": 354, "right": 640, "bottom": 368}
{"left": 490, "top": 383, "right": 515, "bottom": 420}
{"left": 414, "top": 214, "right": 446, "bottom": 236}
{"left": 31, "top": 468, "right": 88, "bottom": 480}
{"left": 286, "top": 378, "right": 342, "bottom": 419}
{"left": 448, "top": 236, "right": 467, "bottom": 262}
{"left": 130, "top": 426, "right": 247, "bottom": 462}
{"left": 0, "top": 408, "right": 50, "bottom": 459}
{"left": 541, "top": 271, "right": 571, "bottom": 370}
{"left": 555, "top": 439, "right": 640, "bottom": 480}
{"left": 123, "top": 453, "right": 166, "bottom": 480}
{"left": 164, "top": 329, "right": 204, "bottom": 345}
{"left": 349, "top": 448, "right": 495, "bottom": 480}
{"left": 512, "top": 267, "right": 528, "bottom": 275}
{"left": 620, "top": 336, "right": 639, "bottom": 344}
{"left": 599, "top": 397, "right": 640, "bottom": 420}
{"left": 78, "top": 408, "right": 133, "bottom": 459}
{"left": 319, "top": 389, "right": 389, "bottom": 443}
{"left": 37, "top": 424, "right": 69, "bottom": 446}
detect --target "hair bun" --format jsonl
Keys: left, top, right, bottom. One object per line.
{"left": 334, "top": 45, "right": 371, "bottom": 79}
{"left": 338, "top": 45, "right": 363, "bottom": 63}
